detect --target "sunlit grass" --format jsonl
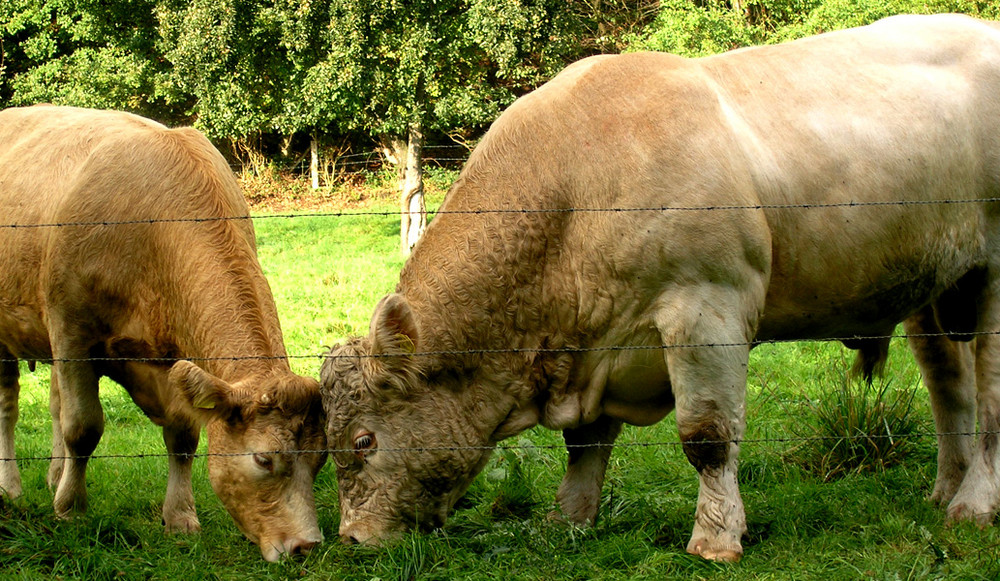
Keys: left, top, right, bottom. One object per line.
{"left": 3, "top": 202, "right": 1000, "bottom": 580}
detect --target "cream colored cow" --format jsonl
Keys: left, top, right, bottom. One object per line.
{"left": 0, "top": 106, "right": 327, "bottom": 561}
{"left": 322, "top": 14, "right": 1000, "bottom": 561}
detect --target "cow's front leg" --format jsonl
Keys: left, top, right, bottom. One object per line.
{"left": 162, "top": 423, "right": 201, "bottom": 533}
{"left": 47, "top": 368, "right": 66, "bottom": 489}
{"left": 51, "top": 353, "right": 104, "bottom": 517}
{"left": 554, "top": 415, "right": 622, "bottom": 525}
{"left": 904, "top": 308, "right": 976, "bottom": 505}
{"left": 674, "top": 357, "right": 747, "bottom": 563}
{"left": 0, "top": 353, "right": 22, "bottom": 498}
{"left": 658, "top": 291, "right": 751, "bottom": 562}
{"left": 946, "top": 331, "right": 1000, "bottom": 525}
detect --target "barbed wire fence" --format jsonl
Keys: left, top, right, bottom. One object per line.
{"left": 3, "top": 429, "right": 996, "bottom": 465}
{"left": 227, "top": 144, "right": 471, "bottom": 184}
{"left": 3, "top": 193, "right": 1000, "bottom": 465}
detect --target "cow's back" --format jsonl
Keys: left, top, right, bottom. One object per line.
{"left": 0, "top": 106, "right": 256, "bottom": 362}
{"left": 412, "top": 14, "right": 1000, "bottom": 349}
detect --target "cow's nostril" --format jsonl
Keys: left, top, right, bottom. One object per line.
{"left": 340, "top": 533, "right": 360, "bottom": 546}
{"left": 289, "top": 539, "right": 319, "bottom": 555}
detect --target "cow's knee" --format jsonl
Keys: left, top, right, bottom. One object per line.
{"left": 680, "top": 421, "right": 732, "bottom": 473}
{"left": 60, "top": 414, "right": 104, "bottom": 457}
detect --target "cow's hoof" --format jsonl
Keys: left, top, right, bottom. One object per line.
{"left": 687, "top": 547, "right": 742, "bottom": 563}
{"left": 0, "top": 477, "right": 22, "bottom": 499}
{"left": 687, "top": 538, "right": 743, "bottom": 562}
{"left": 946, "top": 502, "right": 994, "bottom": 527}
{"left": 53, "top": 492, "right": 87, "bottom": 518}
{"left": 545, "top": 509, "right": 592, "bottom": 528}
{"left": 164, "top": 515, "right": 201, "bottom": 534}
{"left": 927, "top": 481, "right": 960, "bottom": 507}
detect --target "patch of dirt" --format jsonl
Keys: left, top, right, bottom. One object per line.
{"left": 249, "top": 186, "right": 398, "bottom": 214}
{"left": 239, "top": 173, "right": 399, "bottom": 214}
{"left": 237, "top": 172, "right": 399, "bottom": 214}
{"left": 240, "top": 172, "right": 452, "bottom": 214}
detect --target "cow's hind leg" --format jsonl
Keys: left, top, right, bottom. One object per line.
{"left": 553, "top": 415, "right": 623, "bottom": 525}
{"left": 162, "top": 423, "right": 201, "bottom": 533}
{"left": 0, "top": 351, "right": 22, "bottom": 498}
{"left": 946, "top": 329, "right": 1000, "bottom": 525}
{"left": 904, "top": 308, "right": 976, "bottom": 505}
{"left": 50, "top": 344, "right": 104, "bottom": 517}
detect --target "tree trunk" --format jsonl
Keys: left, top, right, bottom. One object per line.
{"left": 310, "top": 134, "right": 320, "bottom": 190}
{"left": 732, "top": 0, "right": 746, "bottom": 19}
{"left": 400, "top": 122, "right": 426, "bottom": 255}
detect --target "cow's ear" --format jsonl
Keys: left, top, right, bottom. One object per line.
{"left": 170, "top": 360, "right": 239, "bottom": 418}
{"left": 369, "top": 293, "right": 419, "bottom": 357}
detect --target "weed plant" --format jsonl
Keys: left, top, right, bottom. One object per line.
{"left": 788, "top": 372, "right": 927, "bottom": 480}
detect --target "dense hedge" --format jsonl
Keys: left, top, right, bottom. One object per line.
{"left": 2, "top": 0, "right": 995, "bottom": 161}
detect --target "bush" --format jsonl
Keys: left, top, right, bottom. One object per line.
{"left": 630, "top": 0, "right": 1000, "bottom": 56}
{"left": 629, "top": 0, "right": 766, "bottom": 56}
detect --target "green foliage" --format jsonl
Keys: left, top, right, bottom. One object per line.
{"left": 630, "top": 0, "right": 999, "bottom": 55}
{"left": 296, "top": 0, "right": 585, "bottom": 143}
{"left": 156, "top": 0, "right": 296, "bottom": 138}
{"left": 1, "top": 0, "right": 170, "bottom": 118}
{"left": 1, "top": 0, "right": 596, "bottom": 144}
{"left": 631, "top": 0, "right": 768, "bottom": 56}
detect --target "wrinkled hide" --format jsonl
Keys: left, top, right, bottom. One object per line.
{"left": 0, "top": 106, "right": 327, "bottom": 561}
{"left": 321, "top": 15, "right": 1000, "bottom": 561}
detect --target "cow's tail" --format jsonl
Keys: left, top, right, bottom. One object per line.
{"left": 844, "top": 337, "right": 890, "bottom": 385}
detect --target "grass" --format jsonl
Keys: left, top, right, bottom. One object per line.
{"left": 3, "top": 190, "right": 1000, "bottom": 580}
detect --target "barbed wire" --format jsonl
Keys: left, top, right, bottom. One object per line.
{"left": 0, "top": 329, "right": 993, "bottom": 365}
{"left": 1, "top": 429, "right": 995, "bottom": 464}
{"left": 3, "top": 197, "right": 1000, "bottom": 230}
{"left": 4, "top": 172, "right": 1000, "bottom": 467}
{"left": 229, "top": 144, "right": 469, "bottom": 174}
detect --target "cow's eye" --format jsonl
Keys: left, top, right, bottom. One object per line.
{"left": 253, "top": 453, "right": 274, "bottom": 472}
{"left": 353, "top": 431, "right": 376, "bottom": 460}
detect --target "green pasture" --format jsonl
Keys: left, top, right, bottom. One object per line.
{"left": 2, "top": 203, "right": 999, "bottom": 580}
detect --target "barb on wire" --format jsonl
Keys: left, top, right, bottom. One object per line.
{"left": 2, "top": 329, "right": 999, "bottom": 365}
{"left": 1, "top": 429, "right": 996, "bottom": 464}
{"left": 4, "top": 197, "right": 1000, "bottom": 230}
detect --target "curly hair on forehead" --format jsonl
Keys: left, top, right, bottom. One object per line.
{"left": 256, "top": 375, "right": 324, "bottom": 416}
{"left": 320, "top": 336, "right": 423, "bottom": 406}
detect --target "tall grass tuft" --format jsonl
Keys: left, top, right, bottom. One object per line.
{"left": 788, "top": 372, "right": 927, "bottom": 481}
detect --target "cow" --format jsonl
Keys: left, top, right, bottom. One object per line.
{"left": 319, "top": 13, "right": 1000, "bottom": 560}
{"left": 0, "top": 105, "right": 327, "bottom": 561}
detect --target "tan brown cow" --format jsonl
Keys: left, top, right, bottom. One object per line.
{"left": 0, "top": 105, "right": 327, "bottom": 561}
{"left": 320, "top": 14, "right": 1000, "bottom": 561}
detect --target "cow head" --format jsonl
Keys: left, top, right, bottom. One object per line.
{"left": 319, "top": 294, "right": 499, "bottom": 544}
{"left": 170, "top": 361, "right": 328, "bottom": 561}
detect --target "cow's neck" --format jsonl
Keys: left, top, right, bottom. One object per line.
{"left": 399, "top": 181, "right": 564, "bottom": 360}
{"left": 395, "top": 175, "right": 576, "bottom": 435}
{"left": 167, "top": 225, "right": 289, "bottom": 382}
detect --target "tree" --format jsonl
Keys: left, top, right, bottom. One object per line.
{"left": 155, "top": 0, "right": 297, "bottom": 141}
{"left": 629, "top": 0, "right": 999, "bottom": 56}
{"left": 1, "top": 0, "right": 171, "bottom": 119}
{"left": 296, "top": 0, "right": 590, "bottom": 254}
